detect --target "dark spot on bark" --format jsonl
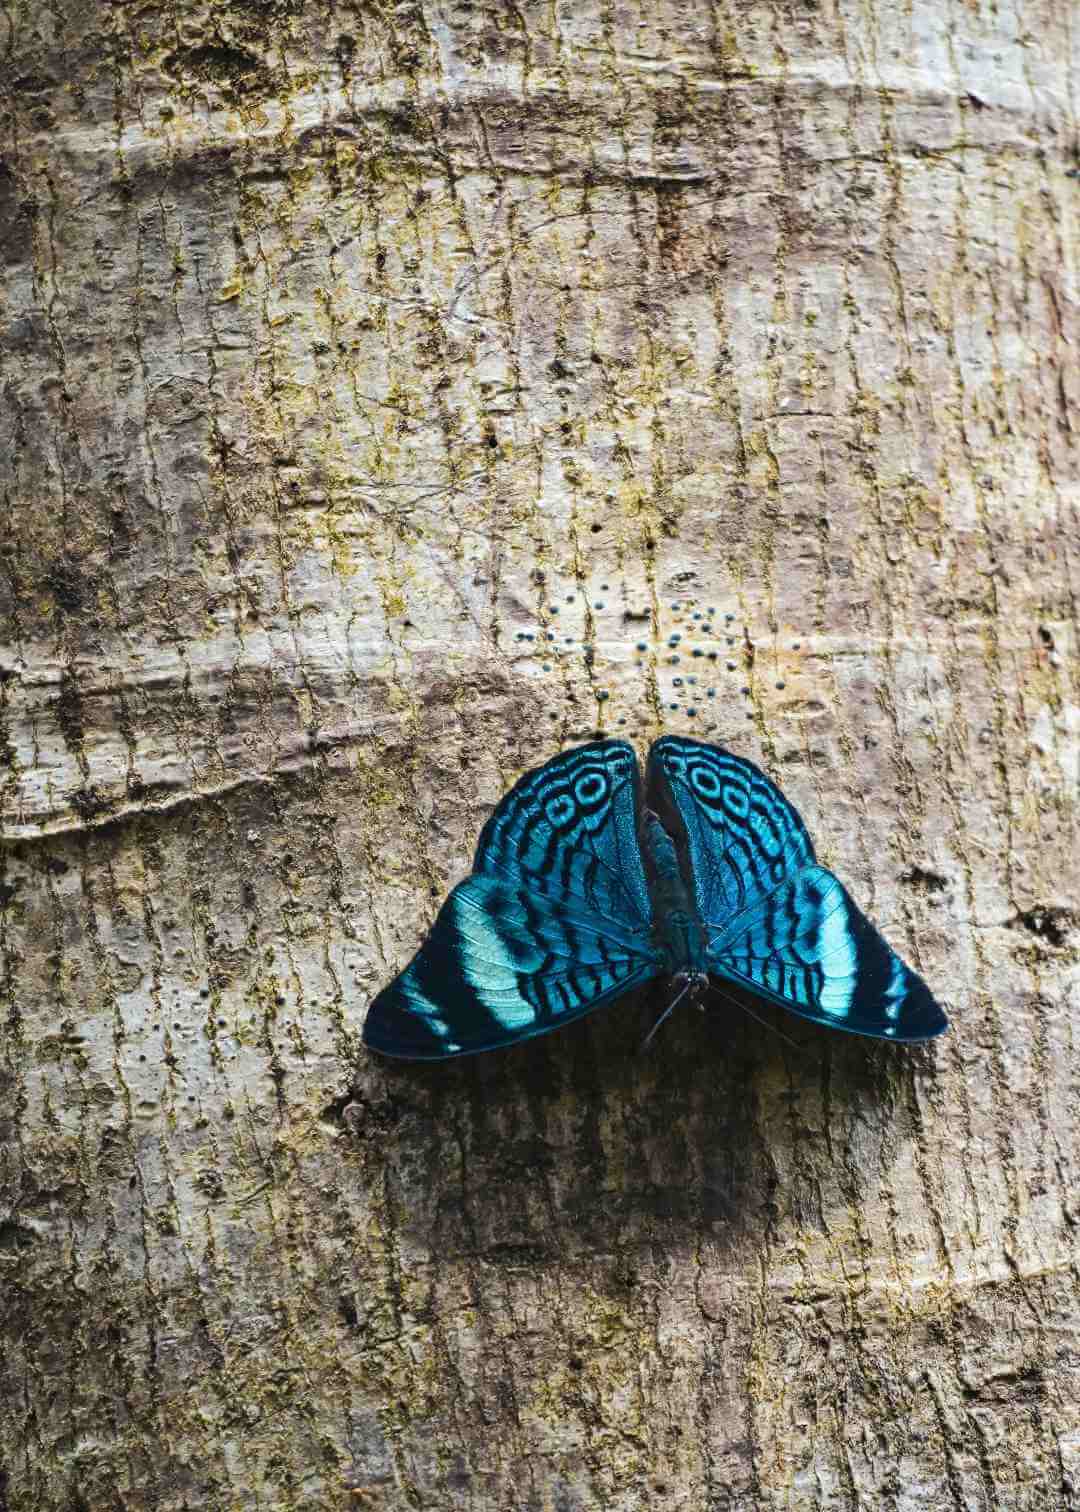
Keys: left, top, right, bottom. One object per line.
{"left": 338, "top": 1293, "right": 359, "bottom": 1329}
{"left": 13, "top": 73, "right": 57, "bottom": 94}
{"left": 1013, "top": 906, "right": 1075, "bottom": 948}
{"left": 46, "top": 560, "right": 86, "bottom": 613}
{"left": 162, "top": 44, "right": 277, "bottom": 105}
{"left": 195, "top": 1167, "right": 225, "bottom": 1200}
{"left": 602, "top": 1254, "right": 638, "bottom": 1297}
{"left": 0, "top": 1219, "right": 36, "bottom": 1251}
{"left": 900, "top": 865, "right": 949, "bottom": 894}
{"left": 56, "top": 673, "right": 84, "bottom": 752}
{"left": 71, "top": 786, "right": 109, "bottom": 821}
{"left": 961, "top": 1360, "right": 1045, "bottom": 1403}
{"left": 322, "top": 1090, "right": 404, "bottom": 1136}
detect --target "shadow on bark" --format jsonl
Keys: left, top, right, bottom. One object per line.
{"left": 338, "top": 989, "right": 923, "bottom": 1268}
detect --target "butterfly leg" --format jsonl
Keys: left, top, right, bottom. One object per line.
{"left": 639, "top": 971, "right": 709, "bottom": 1051}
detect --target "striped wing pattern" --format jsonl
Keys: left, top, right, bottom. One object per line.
{"left": 363, "top": 742, "right": 661, "bottom": 1058}
{"left": 648, "top": 736, "right": 816, "bottom": 920}
{"left": 709, "top": 866, "right": 947, "bottom": 1040}
{"left": 474, "top": 738, "right": 653, "bottom": 931}
{"left": 650, "top": 738, "right": 948, "bottom": 1042}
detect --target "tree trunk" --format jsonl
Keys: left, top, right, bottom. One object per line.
{"left": 2, "top": 1, "right": 1078, "bottom": 1508}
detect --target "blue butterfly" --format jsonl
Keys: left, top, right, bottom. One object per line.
{"left": 363, "top": 737, "right": 949, "bottom": 1058}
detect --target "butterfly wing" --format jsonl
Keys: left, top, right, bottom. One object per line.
{"left": 647, "top": 736, "right": 816, "bottom": 921}
{"left": 364, "top": 741, "right": 662, "bottom": 1058}
{"left": 473, "top": 737, "right": 653, "bottom": 926}
{"left": 648, "top": 737, "right": 948, "bottom": 1041}
{"left": 707, "top": 866, "right": 948, "bottom": 1040}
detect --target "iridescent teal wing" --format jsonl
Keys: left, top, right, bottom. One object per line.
{"left": 648, "top": 737, "right": 948, "bottom": 1042}
{"left": 364, "top": 741, "right": 662, "bottom": 1058}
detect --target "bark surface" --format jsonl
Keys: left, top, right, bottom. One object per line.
{"left": 1, "top": 1, "right": 1079, "bottom": 1508}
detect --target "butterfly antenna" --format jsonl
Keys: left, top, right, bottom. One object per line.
{"left": 706, "top": 982, "right": 803, "bottom": 1052}
{"left": 639, "top": 978, "right": 694, "bottom": 1053}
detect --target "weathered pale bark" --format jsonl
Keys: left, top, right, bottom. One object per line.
{"left": 1, "top": 1, "right": 1079, "bottom": 1507}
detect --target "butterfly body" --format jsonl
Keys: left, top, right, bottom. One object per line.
{"left": 363, "top": 737, "right": 948, "bottom": 1058}
{"left": 641, "top": 810, "right": 709, "bottom": 982}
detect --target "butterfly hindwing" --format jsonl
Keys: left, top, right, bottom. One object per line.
{"left": 709, "top": 865, "right": 948, "bottom": 1040}
{"left": 649, "top": 736, "right": 948, "bottom": 1042}
{"left": 364, "top": 742, "right": 662, "bottom": 1058}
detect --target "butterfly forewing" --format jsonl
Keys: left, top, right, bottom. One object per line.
{"left": 649, "top": 736, "right": 948, "bottom": 1042}
{"left": 648, "top": 736, "right": 816, "bottom": 919}
{"left": 475, "top": 738, "right": 653, "bottom": 929}
{"left": 364, "top": 741, "right": 662, "bottom": 1058}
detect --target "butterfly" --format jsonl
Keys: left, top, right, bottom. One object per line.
{"left": 362, "top": 737, "right": 949, "bottom": 1058}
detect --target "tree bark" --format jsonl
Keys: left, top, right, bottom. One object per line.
{"left": 2, "top": 1, "right": 1079, "bottom": 1508}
